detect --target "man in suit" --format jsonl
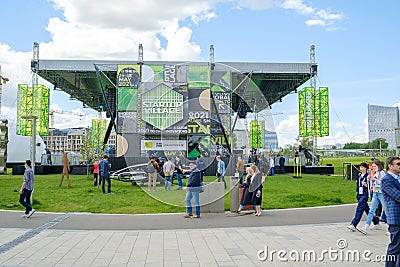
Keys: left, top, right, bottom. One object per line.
{"left": 381, "top": 156, "right": 400, "bottom": 267}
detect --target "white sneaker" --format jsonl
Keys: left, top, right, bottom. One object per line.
{"left": 27, "top": 209, "right": 35, "bottom": 218}
{"left": 373, "top": 224, "right": 383, "bottom": 230}
{"left": 356, "top": 227, "right": 367, "bottom": 235}
{"left": 21, "top": 214, "right": 28, "bottom": 218}
{"left": 347, "top": 224, "right": 356, "bottom": 231}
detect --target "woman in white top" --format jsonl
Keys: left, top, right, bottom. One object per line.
{"left": 364, "top": 159, "right": 387, "bottom": 233}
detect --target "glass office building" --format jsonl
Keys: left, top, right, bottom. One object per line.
{"left": 368, "top": 104, "right": 399, "bottom": 149}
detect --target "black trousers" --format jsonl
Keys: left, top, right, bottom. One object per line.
{"left": 19, "top": 189, "right": 33, "bottom": 214}
{"left": 386, "top": 225, "right": 400, "bottom": 267}
{"left": 101, "top": 176, "right": 111, "bottom": 193}
{"left": 351, "top": 194, "right": 379, "bottom": 227}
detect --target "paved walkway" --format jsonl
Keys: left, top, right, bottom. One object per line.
{"left": 0, "top": 205, "right": 391, "bottom": 266}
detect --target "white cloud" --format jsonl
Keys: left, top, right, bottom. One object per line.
{"left": 316, "top": 9, "right": 345, "bottom": 21}
{"left": 237, "top": 0, "right": 279, "bottom": 10}
{"left": 235, "top": 0, "right": 344, "bottom": 31}
{"left": 0, "top": 43, "right": 32, "bottom": 119}
{"left": 191, "top": 10, "right": 217, "bottom": 25}
{"left": 305, "top": 19, "right": 325, "bottom": 26}
{"left": 50, "top": 103, "right": 98, "bottom": 129}
{"left": 334, "top": 121, "right": 348, "bottom": 128}
{"left": 159, "top": 19, "right": 201, "bottom": 61}
{"left": 50, "top": 0, "right": 218, "bottom": 31}
{"left": 275, "top": 113, "right": 299, "bottom": 147}
{"left": 281, "top": 0, "right": 314, "bottom": 15}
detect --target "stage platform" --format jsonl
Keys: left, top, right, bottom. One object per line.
{"left": 9, "top": 164, "right": 89, "bottom": 175}
{"left": 275, "top": 165, "right": 334, "bottom": 175}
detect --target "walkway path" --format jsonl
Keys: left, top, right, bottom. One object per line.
{"left": 0, "top": 205, "right": 390, "bottom": 266}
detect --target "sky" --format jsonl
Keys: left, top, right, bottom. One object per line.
{"left": 0, "top": 0, "right": 399, "bottom": 147}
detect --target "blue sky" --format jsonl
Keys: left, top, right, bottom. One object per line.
{"left": 0, "top": 0, "right": 399, "bottom": 146}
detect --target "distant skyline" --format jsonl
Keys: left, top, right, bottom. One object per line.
{"left": 0, "top": 0, "right": 399, "bottom": 147}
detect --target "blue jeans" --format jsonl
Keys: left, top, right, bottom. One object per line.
{"left": 164, "top": 176, "right": 172, "bottom": 191}
{"left": 19, "top": 189, "right": 33, "bottom": 214}
{"left": 185, "top": 188, "right": 200, "bottom": 216}
{"left": 176, "top": 173, "right": 183, "bottom": 189}
{"left": 366, "top": 192, "right": 387, "bottom": 225}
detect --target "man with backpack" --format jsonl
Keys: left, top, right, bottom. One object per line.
{"left": 147, "top": 157, "right": 159, "bottom": 191}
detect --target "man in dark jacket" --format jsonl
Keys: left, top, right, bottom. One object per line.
{"left": 99, "top": 155, "right": 112, "bottom": 194}
{"left": 381, "top": 156, "right": 400, "bottom": 267}
{"left": 183, "top": 161, "right": 202, "bottom": 218}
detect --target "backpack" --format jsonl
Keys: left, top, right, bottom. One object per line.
{"left": 147, "top": 162, "right": 156, "bottom": 173}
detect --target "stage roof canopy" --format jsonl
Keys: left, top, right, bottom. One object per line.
{"left": 34, "top": 59, "right": 312, "bottom": 111}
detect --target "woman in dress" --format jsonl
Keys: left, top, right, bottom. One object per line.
{"left": 249, "top": 165, "right": 263, "bottom": 216}
{"left": 234, "top": 167, "right": 254, "bottom": 214}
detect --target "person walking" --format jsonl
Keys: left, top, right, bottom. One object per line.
{"left": 147, "top": 157, "right": 159, "bottom": 191}
{"left": 216, "top": 155, "right": 226, "bottom": 189}
{"left": 59, "top": 150, "right": 71, "bottom": 188}
{"left": 363, "top": 159, "right": 387, "bottom": 233}
{"left": 163, "top": 157, "right": 175, "bottom": 191}
{"left": 93, "top": 160, "right": 99, "bottom": 186}
{"left": 183, "top": 161, "right": 202, "bottom": 218}
{"left": 99, "top": 155, "right": 112, "bottom": 194}
{"left": 249, "top": 165, "right": 263, "bottom": 216}
{"left": 347, "top": 162, "right": 379, "bottom": 233}
{"left": 236, "top": 156, "right": 245, "bottom": 184}
{"left": 175, "top": 156, "right": 184, "bottom": 190}
{"left": 381, "top": 156, "right": 400, "bottom": 267}
{"left": 19, "top": 160, "right": 35, "bottom": 218}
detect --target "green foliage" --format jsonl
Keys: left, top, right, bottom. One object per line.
{"left": 343, "top": 138, "right": 388, "bottom": 149}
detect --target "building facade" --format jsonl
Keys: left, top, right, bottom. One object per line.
{"left": 42, "top": 128, "right": 116, "bottom": 154}
{"left": 368, "top": 104, "right": 399, "bottom": 150}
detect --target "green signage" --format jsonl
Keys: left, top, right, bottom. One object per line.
{"left": 16, "top": 84, "right": 50, "bottom": 136}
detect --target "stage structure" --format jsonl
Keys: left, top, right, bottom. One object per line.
{"left": 33, "top": 44, "right": 313, "bottom": 162}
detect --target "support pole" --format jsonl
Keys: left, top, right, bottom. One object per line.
{"left": 22, "top": 115, "right": 38, "bottom": 174}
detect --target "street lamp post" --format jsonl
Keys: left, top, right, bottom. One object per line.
{"left": 22, "top": 115, "right": 38, "bottom": 174}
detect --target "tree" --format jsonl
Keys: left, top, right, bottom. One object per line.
{"left": 80, "top": 129, "right": 105, "bottom": 176}
{"left": 343, "top": 138, "right": 388, "bottom": 150}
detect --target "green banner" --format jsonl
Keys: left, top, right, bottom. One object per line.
{"left": 16, "top": 84, "right": 50, "bottom": 136}
{"left": 298, "top": 87, "right": 329, "bottom": 137}
{"left": 250, "top": 120, "right": 265, "bottom": 148}
{"left": 92, "top": 119, "right": 108, "bottom": 148}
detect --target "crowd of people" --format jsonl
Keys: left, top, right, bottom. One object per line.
{"left": 346, "top": 156, "right": 400, "bottom": 266}
{"left": 18, "top": 153, "right": 400, "bottom": 265}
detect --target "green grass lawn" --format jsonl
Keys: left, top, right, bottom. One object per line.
{"left": 0, "top": 171, "right": 357, "bottom": 214}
